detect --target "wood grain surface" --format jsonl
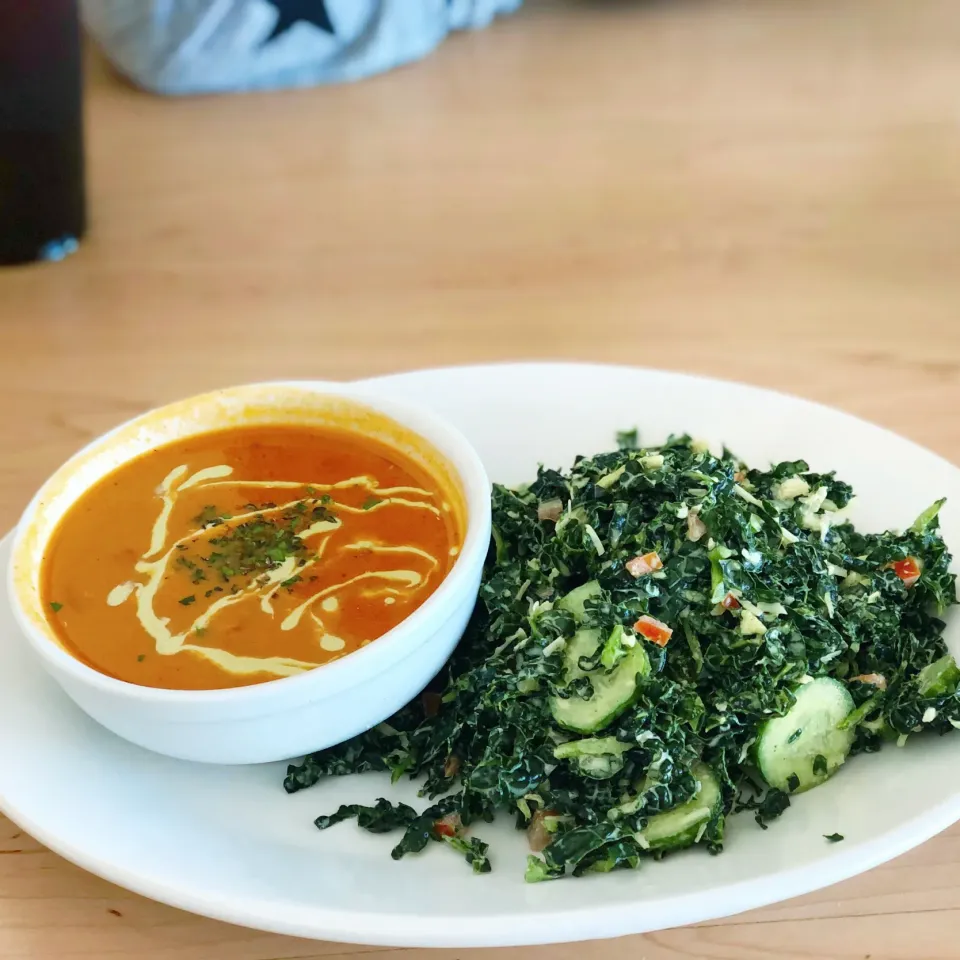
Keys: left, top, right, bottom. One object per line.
{"left": 2, "top": 0, "right": 960, "bottom": 956}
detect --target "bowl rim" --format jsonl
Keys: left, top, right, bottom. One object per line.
{"left": 7, "top": 380, "right": 491, "bottom": 708}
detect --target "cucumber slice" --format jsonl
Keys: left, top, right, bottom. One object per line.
{"left": 918, "top": 655, "right": 960, "bottom": 697}
{"left": 756, "top": 677, "right": 855, "bottom": 793}
{"left": 553, "top": 736, "right": 632, "bottom": 780}
{"left": 638, "top": 762, "right": 722, "bottom": 851}
{"left": 556, "top": 580, "right": 603, "bottom": 623}
{"left": 549, "top": 628, "right": 650, "bottom": 734}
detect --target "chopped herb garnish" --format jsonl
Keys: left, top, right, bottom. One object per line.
{"left": 136, "top": 654, "right": 146, "bottom": 662}
{"left": 179, "top": 595, "right": 196, "bottom": 606}
{"left": 49, "top": 601, "right": 63, "bottom": 613}
{"left": 193, "top": 505, "right": 332, "bottom": 588}
{"left": 362, "top": 496, "right": 383, "bottom": 511}
{"left": 193, "top": 505, "right": 231, "bottom": 528}
{"left": 176, "top": 555, "right": 207, "bottom": 584}
{"left": 282, "top": 575, "right": 302, "bottom": 589}
{"left": 195, "top": 626, "right": 207, "bottom": 638}
{"left": 824, "top": 833, "right": 844, "bottom": 843}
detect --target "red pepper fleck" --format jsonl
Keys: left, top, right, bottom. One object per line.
{"left": 626, "top": 552, "right": 663, "bottom": 578}
{"left": 721, "top": 592, "right": 741, "bottom": 610}
{"left": 889, "top": 556, "right": 922, "bottom": 588}
{"left": 634, "top": 615, "right": 673, "bottom": 646}
{"left": 434, "top": 814, "right": 461, "bottom": 838}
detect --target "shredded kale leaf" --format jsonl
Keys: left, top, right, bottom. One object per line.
{"left": 285, "top": 435, "right": 957, "bottom": 880}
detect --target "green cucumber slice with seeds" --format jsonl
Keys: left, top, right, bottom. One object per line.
{"left": 638, "top": 762, "right": 722, "bottom": 851}
{"left": 756, "top": 677, "right": 855, "bottom": 793}
{"left": 549, "top": 628, "right": 651, "bottom": 734}
{"left": 556, "top": 580, "right": 603, "bottom": 622}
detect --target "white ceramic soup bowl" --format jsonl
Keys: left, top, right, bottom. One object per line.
{"left": 8, "top": 382, "right": 491, "bottom": 764}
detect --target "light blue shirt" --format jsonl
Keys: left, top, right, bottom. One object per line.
{"left": 81, "top": 0, "right": 523, "bottom": 94}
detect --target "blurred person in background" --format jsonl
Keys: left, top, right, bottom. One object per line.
{"left": 82, "top": 0, "right": 523, "bottom": 95}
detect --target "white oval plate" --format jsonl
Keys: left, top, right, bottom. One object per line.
{"left": 1, "top": 363, "right": 959, "bottom": 948}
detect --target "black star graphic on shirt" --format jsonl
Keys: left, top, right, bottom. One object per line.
{"left": 262, "top": 0, "right": 335, "bottom": 44}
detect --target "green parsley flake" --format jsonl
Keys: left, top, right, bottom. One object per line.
{"left": 193, "top": 504, "right": 232, "bottom": 528}
{"left": 176, "top": 555, "right": 207, "bottom": 584}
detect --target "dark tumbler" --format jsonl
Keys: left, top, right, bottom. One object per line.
{"left": 0, "top": 0, "right": 86, "bottom": 265}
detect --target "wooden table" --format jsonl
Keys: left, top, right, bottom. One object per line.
{"left": 2, "top": 0, "right": 960, "bottom": 956}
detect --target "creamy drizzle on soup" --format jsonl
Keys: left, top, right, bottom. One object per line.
{"left": 42, "top": 426, "right": 461, "bottom": 690}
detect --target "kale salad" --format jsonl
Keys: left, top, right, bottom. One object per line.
{"left": 285, "top": 433, "right": 958, "bottom": 881}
